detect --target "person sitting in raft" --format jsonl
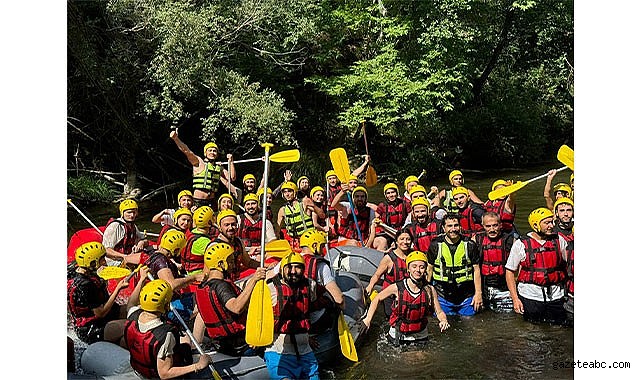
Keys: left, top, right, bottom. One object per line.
{"left": 363, "top": 251, "right": 450, "bottom": 345}
{"left": 151, "top": 189, "right": 195, "bottom": 229}
{"left": 103, "top": 199, "right": 149, "bottom": 266}
{"left": 67, "top": 242, "right": 131, "bottom": 346}
{"left": 124, "top": 278, "right": 211, "bottom": 379}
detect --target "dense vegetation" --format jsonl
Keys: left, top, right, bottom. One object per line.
{"left": 67, "top": 0, "right": 573, "bottom": 201}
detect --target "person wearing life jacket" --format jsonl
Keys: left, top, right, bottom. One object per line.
{"left": 404, "top": 197, "right": 442, "bottom": 253}
{"left": 472, "top": 212, "right": 516, "bottom": 312}
{"left": 103, "top": 199, "right": 148, "bottom": 266}
{"left": 146, "top": 230, "right": 204, "bottom": 293}
{"left": 211, "top": 209, "right": 262, "bottom": 281}
{"left": 310, "top": 186, "right": 331, "bottom": 234}
{"left": 124, "top": 278, "right": 211, "bottom": 379}
{"left": 325, "top": 170, "right": 342, "bottom": 240}
{"left": 331, "top": 183, "right": 379, "bottom": 247}
{"left": 505, "top": 207, "right": 570, "bottom": 325}
{"left": 426, "top": 213, "right": 483, "bottom": 316}
{"left": 151, "top": 189, "right": 195, "bottom": 230}
{"left": 68, "top": 242, "right": 131, "bottom": 345}
{"left": 170, "top": 129, "right": 236, "bottom": 209}
{"left": 402, "top": 175, "right": 439, "bottom": 214}
{"left": 436, "top": 170, "right": 483, "bottom": 215}
{"left": 155, "top": 208, "right": 193, "bottom": 250}
{"left": 543, "top": 168, "right": 573, "bottom": 211}
{"left": 192, "top": 242, "right": 267, "bottom": 354}
{"left": 276, "top": 181, "right": 318, "bottom": 251}
{"left": 363, "top": 251, "right": 449, "bottom": 345}
{"left": 181, "top": 206, "right": 214, "bottom": 276}
{"left": 257, "top": 186, "right": 275, "bottom": 226}
{"left": 365, "top": 227, "right": 413, "bottom": 317}
{"left": 451, "top": 186, "right": 485, "bottom": 238}
{"left": 402, "top": 184, "right": 444, "bottom": 223}
{"left": 483, "top": 180, "right": 517, "bottom": 234}
{"left": 563, "top": 237, "right": 574, "bottom": 327}
{"left": 238, "top": 192, "right": 277, "bottom": 261}
{"left": 553, "top": 197, "right": 574, "bottom": 242}
{"left": 265, "top": 252, "right": 320, "bottom": 380}
{"left": 296, "top": 175, "right": 312, "bottom": 200}
{"left": 373, "top": 183, "right": 408, "bottom": 251}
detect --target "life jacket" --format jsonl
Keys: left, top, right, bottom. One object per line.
{"left": 213, "top": 236, "right": 246, "bottom": 281}
{"left": 382, "top": 251, "right": 409, "bottom": 290}
{"left": 566, "top": 240, "right": 574, "bottom": 295}
{"left": 442, "top": 189, "right": 458, "bottom": 214}
{"left": 106, "top": 218, "right": 137, "bottom": 255}
{"left": 181, "top": 231, "right": 209, "bottom": 274}
{"left": 124, "top": 309, "right": 181, "bottom": 379}
{"left": 156, "top": 224, "right": 175, "bottom": 246}
{"left": 459, "top": 205, "right": 484, "bottom": 238}
{"left": 432, "top": 240, "right": 474, "bottom": 284}
{"left": 195, "top": 278, "right": 246, "bottom": 338}
{"left": 67, "top": 273, "right": 108, "bottom": 328}
{"left": 554, "top": 225, "right": 574, "bottom": 242}
{"left": 376, "top": 200, "right": 407, "bottom": 234}
{"left": 272, "top": 276, "right": 312, "bottom": 335}
{"left": 408, "top": 221, "right": 441, "bottom": 253}
{"left": 517, "top": 235, "right": 567, "bottom": 286}
{"left": 282, "top": 202, "right": 314, "bottom": 238}
{"left": 238, "top": 214, "right": 263, "bottom": 247}
{"left": 146, "top": 251, "right": 181, "bottom": 280}
{"left": 473, "top": 232, "right": 513, "bottom": 277}
{"left": 327, "top": 185, "right": 342, "bottom": 215}
{"left": 193, "top": 161, "right": 221, "bottom": 193}
{"left": 483, "top": 199, "right": 516, "bottom": 232}
{"left": 337, "top": 205, "right": 371, "bottom": 241}
{"left": 303, "top": 255, "right": 334, "bottom": 310}
{"left": 388, "top": 279, "right": 434, "bottom": 334}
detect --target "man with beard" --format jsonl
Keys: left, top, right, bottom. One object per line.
{"left": 451, "top": 187, "right": 485, "bottom": 238}
{"left": 472, "top": 212, "right": 515, "bottom": 312}
{"left": 211, "top": 209, "right": 261, "bottom": 281}
{"left": 265, "top": 252, "right": 319, "bottom": 380}
{"left": 276, "top": 181, "right": 319, "bottom": 251}
{"left": 331, "top": 184, "right": 379, "bottom": 247}
{"left": 103, "top": 199, "right": 149, "bottom": 266}
{"left": 426, "top": 214, "right": 483, "bottom": 316}
{"left": 404, "top": 197, "right": 441, "bottom": 253}
{"left": 553, "top": 197, "right": 574, "bottom": 242}
{"left": 373, "top": 183, "right": 408, "bottom": 251}
{"left": 483, "top": 180, "right": 517, "bottom": 234}
{"left": 237, "top": 193, "right": 277, "bottom": 261}
{"left": 436, "top": 170, "right": 483, "bottom": 214}
{"left": 505, "top": 208, "right": 569, "bottom": 325}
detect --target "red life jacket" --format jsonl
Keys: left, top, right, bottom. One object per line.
{"left": 459, "top": 205, "right": 484, "bottom": 238}
{"left": 378, "top": 200, "right": 407, "bottom": 234}
{"left": 517, "top": 235, "right": 567, "bottom": 286}
{"left": 566, "top": 240, "right": 574, "bottom": 295}
{"left": 195, "top": 278, "right": 246, "bottom": 338}
{"left": 337, "top": 206, "right": 371, "bottom": 241}
{"left": 181, "top": 232, "right": 209, "bottom": 273}
{"left": 327, "top": 185, "right": 342, "bottom": 213}
{"left": 483, "top": 199, "right": 516, "bottom": 232}
{"left": 238, "top": 214, "right": 263, "bottom": 247}
{"left": 473, "top": 232, "right": 513, "bottom": 276}
{"left": 266, "top": 207, "right": 274, "bottom": 224}
{"left": 555, "top": 226, "right": 574, "bottom": 243}
{"left": 272, "top": 276, "right": 312, "bottom": 334}
{"left": 213, "top": 236, "right": 246, "bottom": 281}
{"left": 408, "top": 221, "right": 441, "bottom": 253}
{"left": 388, "top": 280, "right": 434, "bottom": 334}
{"left": 67, "top": 273, "right": 108, "bottom": 328}
{"left": 124, "top": 309, "right": 180, "bottom": 379}
{"left": 106, "top": 218, "right": 137, "bottom": 255}
{"left": 303, "top": 255, "right": 334, "bottom": 310}
{"left": 383, "top": 251, "right": 409, "bottom": 290}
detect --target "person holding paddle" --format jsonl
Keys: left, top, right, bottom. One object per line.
{"left": 238, "top": 193, "right": 277, "bottom": 261}
{"left": 331, "top": 184, "right": 379, "bottom": 247}
{"left": 373, "top": 183, "right": 408, "bottom": 252}
{"left": 211, "top": 209, "right": 262, "bottom": 281}
{"left": 483, "top": 180, "right": 517, "bottom": 234}
{"left": 543, "top": 168, "right": 573, "bottom": 211}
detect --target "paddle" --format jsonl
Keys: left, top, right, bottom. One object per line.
{"left": 264, "top": 239, "right": 294, "bottom": 259}
{"left": 98, "top": 264, "right": 145, "bottom": 281}
{"left": 417, "top": 169, "right": 427, "bottom": 181}
{"left": 338, "top": 311, "right": 359, "bottom": 362}
{"left": 329, "top": 148, "right": 365, "bottom": 246}
{"left": 216, "top": 149, "right": 301, "bottom": 166}
{"left": 488, "top": 166, "right": 569, "bottom": 201}
{"left": 68, "top": 199, "right": 103, "bottom": 236}
{"left": 557, "top": 145, "right": 574, "bottom": 171}
{"left": 361, "top": 120, "right": 377, "bottom": 187}
{"left": 379, "top": 222, "right": 398, "bottom": 236}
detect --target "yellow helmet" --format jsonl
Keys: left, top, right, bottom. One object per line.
{"left": 310, "top": 186, "right": 325, "bottom": 197}
{"left": 348, "top": 174, "right": 358, "bottom": 182}
{"left": 281, "top": 252, "right": 305, "bottom": 276}
{"left": 325, "top": 170, "right": 337, "bottom": 180}
{"left": 176, "top": 190, "right": 193, "bottom": 205}
{"left": 554, "top": 197, "right": 574, "bottom": 211}
{"left": 204, "top": 242, "right": 234, "bottom": 271}
{"left": 570, "top": 173, "right": 574, "bottom": 183}
{"left": 384, "top": 183, "right": 399, "bottom": 194}
{"left": 406, "top": 250, "right": 428, "bottom": 266}
{"left": 257, "top": 187, "right": 272, "bottom": 197}
{"left": 297, "top": 176, "right": 310, "bottom": 188}
{"left": 491, "top": 179, "right": 508, "bottom": 191}
{"left": 140, "top": 279, "right": 173, "bottom": 313}
{"left": 553, "top": 183, "right": 572, "bottom": 195}
{"left": 404, "top": 175, "right": 419, "bottom": 190}
{"left": 528, "top": 207, "right": 554, "bottom": 233}
{"left": 449, "top": 170, "right": 463, "bottom": 184}
{"left": 411, "top": 197, "right": 431, "bottom": 211}
{"left": 243, "top": 174, "right": 256, "bottom": 183}
{"left": 300, "top": 229, "right": 327, "bottom": 253}
{"left": 218, "top": 193, "right": 235, "bottom": 207}
{"left": 172, "top": 208, "right": 193, "bottom": 225}
{"left": 75, "top": 242, "right": 106, "bottom": 269}
{"left": 119, "top": 199, "right": 138, "bottom": 216}
{"left": 243, "top": 193, "right": 260, "bottom": 204}
{"left": 193, "top": 206, "right": 214, "bottom": 228}
{"left": 451, "top": 186, "right": 469, "bottom": 197}
{"left": 353, "top": 186, "right": 368, "bottom": 197}
{"left": 203, "top": 142, "right": 218, "bottom": 156}
{"left": 216, "top": 209, "right": 238, "bottom": 226}
{"left": 409, "top": 184, "right": 427, "bottom": 197}
{"left": 159, "top": 230, "right": 187, "bottom": 256}
{"left": 281, "top": 181, "right": 298, "bottom": 193}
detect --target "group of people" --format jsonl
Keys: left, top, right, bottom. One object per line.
{"left": 67, "top": 135, "right": 575, "bottom": 378}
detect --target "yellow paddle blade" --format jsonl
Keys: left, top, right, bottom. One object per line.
{"left": 368, "top": 290, "right": 379, "bottom": 302}
{"left": 338, "top": 312, "right": 358, "bottom": 362}
{"left": 97, "top": 266, "right": 131, "bottom": 280}
{"left": 365, "top": 166, "right": 377, "bottom": 187}
{"left": 329, "top": 148, "right": 351, "bottom": 183}
{"left": 488, "top": 181, "right": 526, "bottom": 201}
{"left": 557, "top": 145, "right": 574, "bottom": 171}
{"left": 265, "top": 239, "right": 293, "bottom": 259}
{"left": 270, "top": 149, "right": 300, "bottom": 163}
{"left": 246, "top": 279, "right": 274, "bottom": 346}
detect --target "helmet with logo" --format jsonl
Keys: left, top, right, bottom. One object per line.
{"left": 409, "top": 185, "right": 427, "bottom": 197}
{"left": 243, "top": 193, "right": 260, "bottom": 205}
{"left": 193, "top": 206, "right": 214, "bottom": 228}
{"left": 554, "top": 197, "right": 574, "bottom": 211}
{"left": 280, "top": 252, "right": 305, "bottom": 276}
{"left": 528, "top": 207, "right": 554, "bottom": 233}
{"left": 491, "top": 180, "right": 508, "bottom": 191}
{"left": 203, "top": 142, "right": 218, "bottom": 156}
{"left": 281, "top": 181, "right": 298, "bottom": 194}
{"left": 75, "top": 242, "right": 106, "bottom": 270}
{"left": 384, "top": 183, "right": 399, "bottom": 194}
{"left": 451, "top": 186, "right": 469, "bottom": 197}
{"left": 310, "top": 186, "right": 325, "bottom": 198}
{"left": 300, "top": 229, "right": 327, "bottom": 254}
{"left": 553, "top": 183, "right": 572, "bottom": 195}
{"left": 411, "top": 197, "right": 431, "bottom": 211}
{"left": 159, "top": 230, "right": 187, "bottom": 256}
{"left": 204, "top": 242, "right": 234, "bottom": 272}
{"left": 325, "top": 170, "right": 337, "bottom": 180}
{"left": 404, "top": 175, "right": 419, "bottom": 190}
{"left": 352, "top": 186, "right": 368, "bottom": 198}
{"left": 216, "top": 209, "right": 238, "bottom": 226}
{"left": 406, "top": 250, "right": 428, "bottom": 266}
{"left": 243, "top": 174, "right": 256, "bottom": 183}
{"left": 140, "top": 279, "right": 173, "bottom": 313}
{"left": 172, "top": 208, "right": 192, "bottom": 225}
{"left": 119, "top": 199, "right": 138, "bottom": 217}
{"left": 176, "top": 190, "right": 193, "bottom": 205}
{"left": 218, "top": 193, "right": 235, "bottom": 208}
{"left": 449, "top": 170, "right": 464, "bottom": 184}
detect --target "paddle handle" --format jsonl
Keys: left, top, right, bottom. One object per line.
{"left": 361, "top": 120, "right": 370, "bottom": 157}
{"left": 346, "top": 191, "right": 364, "bottom": 246}
{"left": 259, "top": 143, "right": 274, "bottom": 267}
{"left": 68, "top": 199, "right": 104, "bottom": 236}
{"left": 379, "top": 222, "right": 398, "bottom": 236}
{"left": 417, "top": 169, "right": 427, "bottom": 181}
{"left": 216, "top": 157, "right": 263, "bottom": 165}
{"left": 526, "top": 166, "right": 568, "bottom": 185}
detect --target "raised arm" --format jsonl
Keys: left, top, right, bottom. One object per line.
{"left": 330, "top": 183, "right": 349, "bottom": 213}
{"left": 170, "top": 130, "right": 200, "bottom": 167}
{"left": 543, "top": 169, "right": 557, "bottom": 211}
{"left": 351, "top": 155, "right": 371, "bottom": 177}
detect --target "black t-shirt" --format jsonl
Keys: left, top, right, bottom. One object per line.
{"left": 209, "top": 279, "right": 240, "bottom": 311}
{"left": 72, "top": 273, "right": 107, "bottom": 311}
{"left": 427, "top": 236, "right": 480, "bottom": 304}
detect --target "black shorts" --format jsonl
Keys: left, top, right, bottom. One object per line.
{"left": 519, "top": 294, "right": 567, "bottom": 326}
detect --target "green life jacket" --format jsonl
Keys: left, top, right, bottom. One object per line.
{"left": 433, "top": 240, "right": 474, "bottom": 284}
{"left": 193, "top": 161, "right": 221, "bottom": 192}
{"left": 283, "top": 202, "right": 314, "bottom": 238}
{"left": 443, "top": 189, "right": 458, "bottom": 214}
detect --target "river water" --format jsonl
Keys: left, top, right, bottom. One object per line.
{"left": 67, "top": 163, "right": 574, "bottom": 379}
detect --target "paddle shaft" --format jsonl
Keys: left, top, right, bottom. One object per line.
{"left": 526, "top": 166, "right": 568, "bottom": 185}
{"left": 259, "top": 143, "right": 273, "bottom": 267}
{"left": 362, "top": 120, "right": 370, "bottom": 156}
{"left": 346, "top": 191, "right": 364, "bottom": 246}
{"left": 68, "top": 199, "right": 103, "bottom": 236}
{"left": 379, "top": 222, "right": 398, "bottom": 236}
{"left": 417, "top": 169, "right": 427, "bottom": 181}
{"left": 216, "top": 157, "right": 262, "bottom": 165}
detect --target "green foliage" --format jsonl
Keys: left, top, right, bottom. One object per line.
{"left": 68, "top": 175, "right": 120, "bottom": 203}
